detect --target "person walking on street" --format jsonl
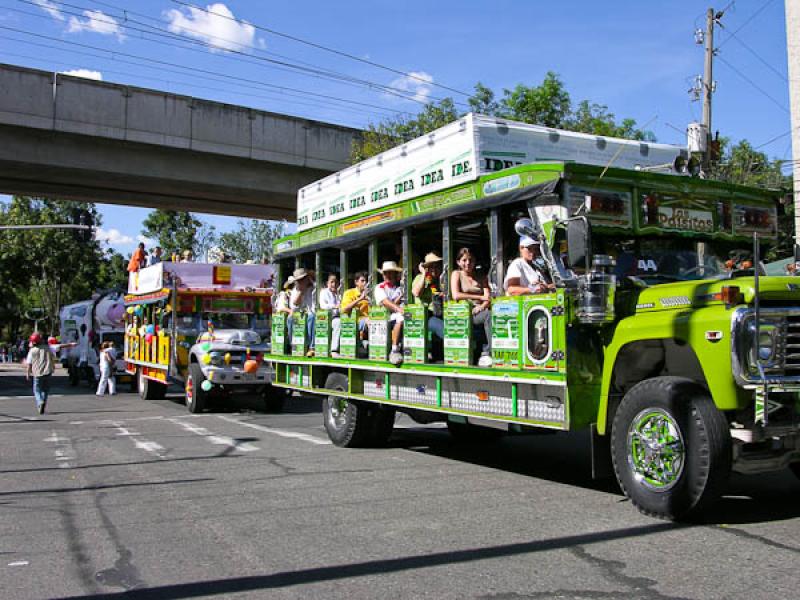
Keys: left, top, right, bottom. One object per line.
{"left": 25, "top": 332, "right": 55, "bottom": 415}
{"left": 96, "top": 341, "right": 117, "bottom": 396}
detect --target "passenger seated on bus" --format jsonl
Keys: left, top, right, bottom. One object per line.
{"left": 275, "top": 276, "right": 294, "bottom": 315}
{"left": 450, "top": 247, "right": 493, "bottom": 367}
{"left": 341, "top": 271, "right": 370, "bottom": 339}
{"left": 288, "top": 268, "right": 316, "bottom": 357}
{"left": 411, "top": 253, "right": 445, "bottom": 350}
{"left": 319, "top": 273, "right": 342, "bottom": 357}
{"left": 374, "top": 261, "right": 405, "bottom": 365}
{"left": 504, "top": 236, "right": 555, "bottom": 296}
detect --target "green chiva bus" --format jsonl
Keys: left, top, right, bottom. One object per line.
{"left": 268, "top": 120, "right": 799, "bottom": 520}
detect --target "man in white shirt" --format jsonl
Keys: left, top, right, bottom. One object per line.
{"left": 374, "top": 261, "right": 405, "bottom": 365}
{"left": 319, "top": 273, "right": 342, "bottom": 356}
{"left": 504, "top": 236, "right": 555, "bottom": 295}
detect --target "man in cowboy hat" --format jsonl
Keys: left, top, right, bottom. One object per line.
{"left": 374, "top": 260, "right": 405, "bottom": 365}
{"left": 289, "top": 267, "right": 316, "bottom": 357}
{"left": 411, "top": 252, "right": 445, "bottom": 353}
{"left": 504, "top": 236, "right": 555, "bottom": 295}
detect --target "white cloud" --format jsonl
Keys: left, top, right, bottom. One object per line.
{"left": 95, "top": 227, "right": 133, "bottom": 246}
{"left": 59, "top": 69, "right": 103, "bottom": 81}
{"left": 67, "top": 10, "right": 125, "bottom": 41}
{"left": 165, "top": 3, "right": 261, "bottom": 53}
{"left": 33, "top": 0, "right": 64, "bottom": 21}
{"left": 137, "top": 235, "right": 156, "bottom": 247}
{"left": 389, "top": 71, "right": 434, "bottom": 103}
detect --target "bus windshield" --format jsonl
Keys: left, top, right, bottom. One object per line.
{"left": 598, "top": 237, "right": 752, "bottom": 284}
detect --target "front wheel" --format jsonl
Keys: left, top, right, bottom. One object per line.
{"left": 185, "top": 363, "right": 208, "bottom": 413}
{"left": 611, "top": 376, "right": 731, "bottom": 520}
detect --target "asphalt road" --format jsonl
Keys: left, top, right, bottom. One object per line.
{"left": 1, "top": 364, "right": 799, "bottom": 600}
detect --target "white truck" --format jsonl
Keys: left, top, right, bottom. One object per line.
{"left": 59, "top": 290, "right": 130, "bottom": 387}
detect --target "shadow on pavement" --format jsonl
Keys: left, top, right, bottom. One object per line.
{"left": 54, "top": 522, "right": 681, "bottom": 600}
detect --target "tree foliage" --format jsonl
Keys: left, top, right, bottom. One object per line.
{"left": 217, "top": 219, "right": 286, "bottom": 263}
{"left": 141, "top": 210, "right": 202, "bottom": 255}
{"left": 0, "top": 197, "right": 127, "bottom": 339}
{"left": 352, "top": 72, "right": 655, "bottom": 162}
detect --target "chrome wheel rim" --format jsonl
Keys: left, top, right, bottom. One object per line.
{"left": 626, "top": 408, "right": 685, "bottom": 491}
{"left": 327, "top": 395, "right": 348, "bottom": 430}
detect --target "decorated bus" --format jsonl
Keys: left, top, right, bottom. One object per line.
{"left": 124, "top": 262, "right": 284, "bottom": 413}
{"left": 267, "top": 113, "right": 798, "bottom": 520}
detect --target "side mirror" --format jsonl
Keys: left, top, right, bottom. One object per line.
{"left": 514, "top": 218, "right": 536, "bottom": 238}
{"left": 567, "top": 218, "right": 591, "bottom": 270}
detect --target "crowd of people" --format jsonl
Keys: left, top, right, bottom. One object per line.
{"left": 277, "top": 235, "right": 552, "bottom": 366}
{"left": 127, "top": 242, "right": 195, "bottom": 272}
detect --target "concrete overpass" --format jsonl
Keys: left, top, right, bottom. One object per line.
{"left": 0, "top": 63, "right": 360, "bottom": 220}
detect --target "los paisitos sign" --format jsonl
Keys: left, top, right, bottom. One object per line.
{"left": 297, "top": 113, "right": 689, "bottom": 233}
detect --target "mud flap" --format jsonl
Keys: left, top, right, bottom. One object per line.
{"left": 590, "top": 423, "right": 613, "bottom": 479}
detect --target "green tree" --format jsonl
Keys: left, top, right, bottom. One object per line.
{"left": 0, "top": 197, "right": 109, "bottom": 337}
{"left": 468, "top": 82, "right": 500, "bottom": 116}
{"left": 217, "top": 219, "right": 286, "bottom": 263}
{"left": 141, "top": 210, "right": 202, "bottom": 256}
{"left": 351, "top": 98, "right": 459, "bottom": 162}
{"left": 500, "top": 71, "right": 572, "bottom": 127}
{"left": 566, "top": 100, "right": 655, "bottom": 140}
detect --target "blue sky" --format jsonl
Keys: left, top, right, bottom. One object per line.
{"left": 0, "top": 0, "right": 791, "bottom": 254}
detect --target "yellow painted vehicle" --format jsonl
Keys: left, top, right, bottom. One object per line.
{"left": 124, "top": 262, "right": 283, "bottom": 413}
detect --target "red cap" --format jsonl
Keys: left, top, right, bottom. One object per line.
{"left": 48, "top": 336, "right": 58, "bottom": 345}
{"left": 29, "top": 332, "right": 43, "bottom": 345}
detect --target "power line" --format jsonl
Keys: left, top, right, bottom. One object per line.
{"left": 0, "top": 24, "right": 424, "bottom": 116}
{"left": 717, "top": 21, "right": 787, "bottom": 83}
{"left": 15, "top": 0, "right": 458, "bottom": 107}
{"left": 168, "top": 0, "right": 472, "bottom": 98}
{"left": 716, "top": 54, "right": 789, "bottom": 113}
{"left": 717, "top": 0, "right": 777, "bottom": 49}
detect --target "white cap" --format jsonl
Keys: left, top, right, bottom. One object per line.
{"left": 519, "top": 236, "right": 539, "bottom": 247}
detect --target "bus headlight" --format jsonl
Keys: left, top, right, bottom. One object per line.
{"left": 209, "top": 351, "right": 224, "bottom": 366}
{"left": 746, "top": 319, "right": 785, "bottom": 372}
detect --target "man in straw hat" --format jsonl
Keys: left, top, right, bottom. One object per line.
{"left": 504, "top": 235, "right": 555, "bottom": 295}
{"left": 289, "top": 267, "right": 316, "bottom": 357}
{"left": 374, "top": 260, "right": 405, "bottom": 365}
{"left": 411, "top": 252, "right": 445, "bottom": 352}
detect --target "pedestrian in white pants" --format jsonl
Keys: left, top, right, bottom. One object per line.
{"left": 96, "top": 341, "right": 117, "bottom": 396}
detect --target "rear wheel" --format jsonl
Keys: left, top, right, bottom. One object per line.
{"left": 185, "top": 363, "right": 208, "bottom": 413}
{"left": 322, "top": 372, "right": 392, "bottom": 447}
{"left": 611, "top": 376, "right": 731, "bottom": 520}
{"left": 138, "top": 368, "right": 166, "bottom": 400}
{"left": 790, "top": 463, "right": 800, "bottom": 481}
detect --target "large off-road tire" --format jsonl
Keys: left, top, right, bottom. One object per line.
{"left": 185, "top": 363, "right": 208, "bottom": 413}
{"left": 789, "top": 463, "right": 800, "bottom": 481}
{"left": 447, "top": 419, "right": 504, "bottom": 442}
{"left": 322, "top": 372, "right": 391, "bottom": 447}
{"left": 138, "top": 368, "right": 166, "bottom": 401}
{"left": 611, "top": 376, "right": 732, "bottom": 521}
{"left": 261, "top": 384, "right": 289, "bottom": 413}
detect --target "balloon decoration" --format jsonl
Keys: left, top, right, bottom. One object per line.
{"left": 200, "top": 380, "right": 213, "bottom": 392}
{"left": 145, "top": 333, "right": 154, "bottom": 343}
{"left": 243, "top": 359, "right": 258, "bottom": 374}
{"left": 224, "top": 352, "right": 231, "bottom": 365}
{"left": 201, "top": 353, "right": 212, "bottom": 365}
{"left": 201, "top": 342, "right": 211, "bottom": 352}
{"left": 146, "top": 324, "right": 155, "bottom": 334}
{"left": 126, "top": 306, "right": 135, "bottom": 314}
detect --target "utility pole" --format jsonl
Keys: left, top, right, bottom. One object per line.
{"left": 701, "top": 8, "right": 716, "bottom": 173}
{"left": 786, "top": 1, "right": 800, "bottom": 250}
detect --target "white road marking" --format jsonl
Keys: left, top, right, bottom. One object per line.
{"left": 45, "top": 429, "right": 75, "bottom": 469}
{"left": 110, "top": 423, "right": 167, "bottom": 459}
{"left": 169, "top": 418, "right": 259, "bottom": 452}
{"left": 216, "top": 415, "right": 332, "bottom": 446}
{"left": 7, "top": 561, "right": 29, "bottom": 567}
{"left": 0, "top": 395, "right": 63, "bottom": 400}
